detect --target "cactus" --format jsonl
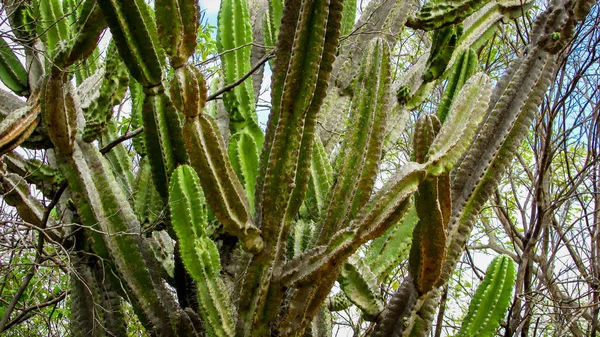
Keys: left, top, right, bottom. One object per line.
{"left": 169, "top": 165, "right": 235, "bottom": 337}
{"left": 0, "top": 0, "right": 594, "bottom": 336}
{"left": 455, "top": 255, "right": 516, "bottom": 337}
{"left": 0, "top": 37, "right": 29, "bottom": 96}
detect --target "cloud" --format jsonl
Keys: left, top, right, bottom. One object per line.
{"left": 199, "top": 0, "right": 221, "bottom": 14}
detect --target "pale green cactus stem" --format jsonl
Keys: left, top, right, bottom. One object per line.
{"left": 83, "top": 43, "right": 130, "bottom": 142}
{"left": 339, "top": 257, "right": 384, "bottom": 321}
{"left": 437, "top": 48, "right": 478, "bottom": 123}
{"left": 407, "top": 0, "right": 487, "bottom": 31}
{"left": 455, "top": 255, "right": 516, "bottom": 337}
{"left": 317, "top": 37, "right": 391, "bottom": 244}
{"left": 169, "top": 165, "right": 235, "bottom": 337}
{"left": 0, "top": 37, "right": 29, "bottom": 96}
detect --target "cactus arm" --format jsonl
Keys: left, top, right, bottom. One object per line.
{"left": 183, "top": 112, "right": 263, "bottom": 253}
{"left": 442, "top": 49, "right": 554, "bottom": 285}
{"left": 304, "top": 135, "right": 333, "bottom": 219}
{"left": 317, "top": 38, "right": 391, "bottom": 243}
{"left": 58, "top": 140, "right": 186, "bottom": 336}
{"left": 228, "top": 130, "right": 259, "bottom": 209}
{"left": 142, "top": 86, "right": 189, "bottom": 200}
{"left": 43, "top": 74, "right": 78, "bottom": 155}
{"left": 426, "top": 72, "right": 492, "bottom": 176}
{"left": 437, "top": 48, "right": 478, "bottom": 123}
{"left": 55, "top": 0, "right": 107, "bottom": 69}
{"left": 455, "top": 255, "right": 516, "bottom": 337}
{"left": 83, "top": 43, "right": 130, "bottom": 142}
{"left": 0, "top": 103, "right": 40, "bottom": 157}
{"left": 338, "top": 258, "right": 383, "bottom": 321}
{"left": 0, "top": 37, "right": 29, "bottom": 96}
{"left": 263, "top": 0, "right": 284, "bottom": 48}
{"left": 408, "top": 114, "right": 446, "bottom": 295}
{"left": 407, "top": 0, "right": 487, "bottom": 31}
{"left": 96, "top": 0, "right": 163, "bottom": 87}
{"left": 169, "top": 166, "right": 235, "bottom": 337}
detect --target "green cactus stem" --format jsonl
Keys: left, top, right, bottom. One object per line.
{"left": 263, "top": 0, "right": 284, "bottom": 48}
{"left": 169, "top": 165, "right": 235, "bottom": 337}
{"left": 35, "top": 0, "right": 70, "bottom": 60}
{"left": 437, "top": 48, "right": 478, "bottom": 123}
{"left": 455, "top": 255, "right": 516, "bottom": 337}
{"left": 156, "top": 0, "right": 200, "bottom": 68}
{"left": 0, "top": 37, "right": 29, "bottom": 96}
{"left": 182, "top": 110, "right": 263, "bottom": 254}
{"left": 407, "top": 0, "right": 487, "bottom": 31}
{"left": 239, "top": 0, "right": 345, "bottom": 334}
{"left": 83, "top": 43, "right": 129, "bottom": 142}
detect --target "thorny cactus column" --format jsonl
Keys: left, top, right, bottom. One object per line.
{"left": 0, "top": 0, "right": 596, "bottom": 336}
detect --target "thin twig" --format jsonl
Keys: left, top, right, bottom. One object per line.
{"left": 207, "top": 51, "right": 275, "bottom": 102}
{"left": 100, "top": 127, "right": 143, "bottom": 154}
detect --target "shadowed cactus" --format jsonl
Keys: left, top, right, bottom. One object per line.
{"left": 0, "top": 0, "right": 595, "bottom": 336}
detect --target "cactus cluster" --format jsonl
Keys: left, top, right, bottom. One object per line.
{"left": 0, "top": 0, "right": 594, "bottom": 336}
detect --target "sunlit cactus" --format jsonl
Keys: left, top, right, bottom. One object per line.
{"left": 0, "top": 0, "right": 595, "bottom": 336}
